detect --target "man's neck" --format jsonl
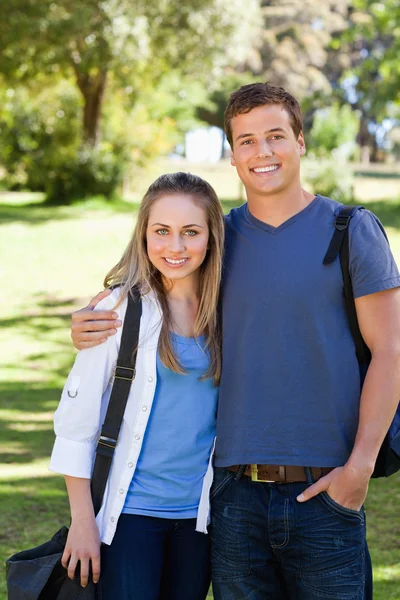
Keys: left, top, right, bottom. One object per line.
{"left": 247, "top": 187, "right": 315, "bottom": 228}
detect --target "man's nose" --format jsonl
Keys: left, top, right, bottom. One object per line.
{"left": 256, "top": 140, "right": 273, "bottom": 158}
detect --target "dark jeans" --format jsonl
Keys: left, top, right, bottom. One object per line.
{"left": 211, "top": 467, "right": 373, "bottom": 600}
{"left": 100, "top": 513, "right": 211, "bottom": 600}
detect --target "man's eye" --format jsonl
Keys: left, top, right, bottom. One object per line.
{"left": 185, "top": 230, "right": 197, "bottom": 236}
{"left": 270, "top": 135, "right": 283, "bottom": 140}
{"left": 241, "top": 140, "right": 252, "bottom": 145}
{"left": 156, "top": 229, "right": 168, "bottom": 235}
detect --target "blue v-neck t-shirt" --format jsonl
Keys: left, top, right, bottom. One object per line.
{"left": 123, "top": 333, "right": 217, "bottom": 518}
{"left": 215, "top": 195, "right": 400, "bottom": 468}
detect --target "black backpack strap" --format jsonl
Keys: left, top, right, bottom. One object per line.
{"left": 323, "top": 206, "right": 359, "bottom": 265}
{"left": 91, "top": 287, "right": 142, "bottom": 515}
{"left": 324, "top": 206, "right": 371, "bottom": 366}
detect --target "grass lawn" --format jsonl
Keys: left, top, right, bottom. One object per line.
{"left": 1, "top": 166, "right": 400, "bottom": 599}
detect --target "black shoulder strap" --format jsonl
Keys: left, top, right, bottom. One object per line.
{"left": 323, "top": 206, "right": 358, "bottom": 265}
{"left": 91, "top": 288, "right": 142, "bottom": 515}
{"left": 323, "top": 206, "right": 371, "bottom": 366}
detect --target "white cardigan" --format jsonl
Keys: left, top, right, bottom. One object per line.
{"left": 50, "top": 288, "right": 214, "bottom": 545}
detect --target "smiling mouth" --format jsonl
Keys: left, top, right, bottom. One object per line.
{"left": 251, "top": 165, "right": 280, "bottom": 174}
{"left": 163, "top": 257, "right": 189, "bottom": 266}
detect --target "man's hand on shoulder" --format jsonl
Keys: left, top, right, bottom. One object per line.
{"left": 296, "top": 463, "right": 371, "bottom": 512}
{"left": 71, "top": 289, "right": 122, "bottom": 350}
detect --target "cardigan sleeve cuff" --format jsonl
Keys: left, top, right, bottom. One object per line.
{"left": 49, "top": 436, "right": 96, "bottom": 478}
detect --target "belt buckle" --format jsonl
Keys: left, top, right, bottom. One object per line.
{"left": 250, "top": 464, "right": 275, "bottom": 483}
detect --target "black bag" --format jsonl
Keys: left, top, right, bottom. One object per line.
{"left": 324, "top": 206, "right": 400, "bottom": 477}
{"left": 6, "top": 289, "right": 142, "bottom": 599}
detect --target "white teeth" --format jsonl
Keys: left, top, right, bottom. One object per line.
{"left": 253, "top": 165, "right": 279, "bottom": 173}
{"left": 164, "top": 258, "right": 187, "bottom": 265}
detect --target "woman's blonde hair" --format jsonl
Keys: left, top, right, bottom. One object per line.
{"left": 104, "top": 172, "right": 225, "bottom": 385}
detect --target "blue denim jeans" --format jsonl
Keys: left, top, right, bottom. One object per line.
{"left": 100, "top": 514, "right": 211, "bottom": 600}
{"left": 210, "top": 467, "right": 372, "bottom": 600}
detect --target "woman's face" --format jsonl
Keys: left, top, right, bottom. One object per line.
{"left": 146, "top": 193, "right": 210, "bottom": 285}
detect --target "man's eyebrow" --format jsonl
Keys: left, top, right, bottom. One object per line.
{"left": 235, "top": 127, "right": 286, "bottom": 142}
{"left": 150, "top": 222, "right": 204, "bottom": 228}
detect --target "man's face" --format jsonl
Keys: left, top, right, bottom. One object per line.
{"left": 230, "top": 104, "right": 306, "bottom": 200}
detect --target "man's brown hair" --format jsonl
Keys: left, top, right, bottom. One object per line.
{"left": 224, "top": 82, "right": 303, "bottom": 148}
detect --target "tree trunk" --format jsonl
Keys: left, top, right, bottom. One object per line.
{"left": 74, "top": 68, "right": 108, "bottom": 146}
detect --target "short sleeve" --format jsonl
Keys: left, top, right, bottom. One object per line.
{"left": 349, "top": 209, "right": 400, "bottom": 299}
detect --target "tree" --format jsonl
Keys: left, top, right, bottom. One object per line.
{"left": 194, "top": 0, "right": 353, "bottom": 143}
{"left": 254, "top": 0, "right": 350, "bottom": 101}
{"left": 0, "top": 0, "right": 259, "bottom": 147}
{"left": 319, "top": 0, "right": 399, "bottom": 162}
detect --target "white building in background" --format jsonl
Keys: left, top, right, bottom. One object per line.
{"left": 184, "top": 127, "right": 229, "bottom": 163}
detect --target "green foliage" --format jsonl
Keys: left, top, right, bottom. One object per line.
{"left": 0, "top": 80, "right": 81, "bottom": 190}
{"left": 0, "top": 0, "right": 260, "bottom": 200}
{"left": 45, "top": 143, "right": 128, "bottom": 203}
{"left": 303, "top": 157, "right": 354, "bottom": 203}
{"left": 349, "top": 0, "right": 400, "bottom": 120}
{"left": 0, "top": 81, "right": 128, "bottom": 202}
{"left": 309, "top": 103, "right": 360, "bottom": 158}
{"left": 0, "top": 73, "right": 212, "bottom": 202}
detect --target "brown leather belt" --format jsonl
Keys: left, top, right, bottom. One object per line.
{"left": 227, "top": 464, "right": 333, "bottom": 484}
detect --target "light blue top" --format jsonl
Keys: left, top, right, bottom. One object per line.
{"left": 123, "top": 333, "right": 218, "bottom": 518}
{"left": 215, "top": 195, "right": 400, "bottom": 468}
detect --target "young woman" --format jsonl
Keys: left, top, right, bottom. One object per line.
{"left": 50, "top": 172, "right": 225, "bottom": 600}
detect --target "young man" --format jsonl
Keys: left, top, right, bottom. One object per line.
{"left": 70, "top": 83, "right": 400, "bottom": 599}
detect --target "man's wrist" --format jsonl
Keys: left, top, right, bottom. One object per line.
{"left": 345, "top": 455, "right": 375, "bottom": 478}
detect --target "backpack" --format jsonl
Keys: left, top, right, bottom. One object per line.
{"left": 324, "top": 205, "right": 400, "bottom": 478}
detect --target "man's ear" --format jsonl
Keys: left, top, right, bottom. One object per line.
{"left": 298, "top": 131, "right": 306, "bottom": 156}
{"left": 230, "top": 151, "right": 236, "bottom": 167}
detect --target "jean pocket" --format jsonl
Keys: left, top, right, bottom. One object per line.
{"left": 210, "top": 469, "right": 234, "bottom": 500}
{"left": 319, "top": 491, "right": 364, "bottom": 520}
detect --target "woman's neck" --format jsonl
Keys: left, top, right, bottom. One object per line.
{"left": 163, "top": 276, "right": 200, "bottom": 337}
{"left": 162, "top": 274, "right": 199, "bottom": 303}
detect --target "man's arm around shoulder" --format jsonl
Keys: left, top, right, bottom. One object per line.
{"left": 71, "top": 289, "right": 121, "bottom": 350}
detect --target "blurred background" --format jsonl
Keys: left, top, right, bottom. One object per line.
{"left": 0, "top": 1, "right": 399, "bottom": 598}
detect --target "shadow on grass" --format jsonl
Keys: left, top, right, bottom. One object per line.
{"left": 0, "top": 295, "right": 86, "bottom": 466}
{"left": 0, "top": 383, "right": 62, "bottom": 464}
{"left": 0, "top": 197, "right": 139, "bottom": 226}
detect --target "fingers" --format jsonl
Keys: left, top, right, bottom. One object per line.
{"left": 61, "top": 547, "right": 71, "bottom": 570}
{"left": 297, "top": 476, "right": 328, "bottom": 502}
{"left": 72, "top": 309, "right": 119, "bottom": 325}
{"left": 62, "top": 551, "right": 101, "bottom": 587}
{"left": 92, "top": 553, "right": 101, "bottom": 584}
{"left": 79, "top": 556, "right": 90, "bottom": 588}
{"left": 72, "top": 318, "right": 121, "bottom": 333}
{"left": 67, "top": 553, "right": 78, "bottom": 582}
{"left": 87, "top": 289, "right": 112, "bottom": 310}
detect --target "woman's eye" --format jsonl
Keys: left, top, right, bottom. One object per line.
{"left": 156, "top": 229, "right": 168, "bottom": 235}
{"left": 184, "top": 230, "right": 197, "bottom": 236}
